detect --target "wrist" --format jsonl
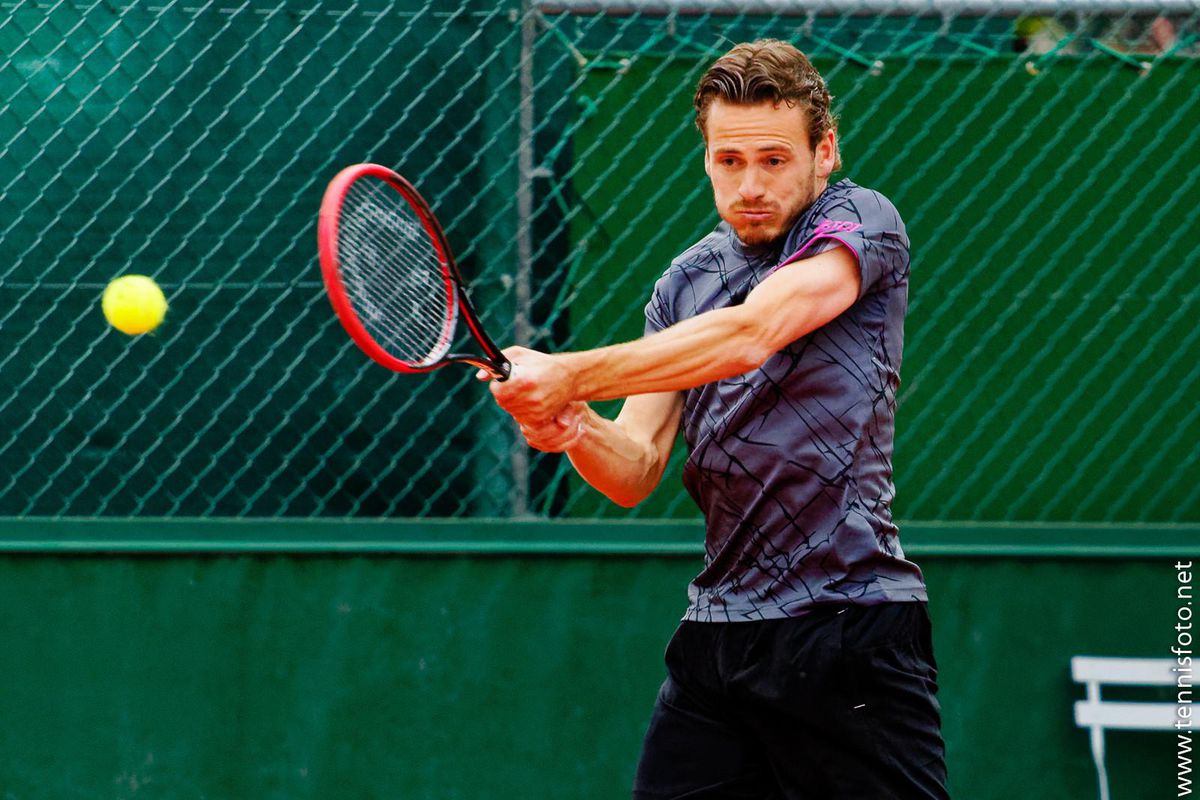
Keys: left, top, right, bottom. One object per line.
{"left": 559, "top": 351, "right": 593, "bottom": 402}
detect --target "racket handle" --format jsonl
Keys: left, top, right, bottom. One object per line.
{"left": 493, "top": 359, "right": 512, "bottom": 382}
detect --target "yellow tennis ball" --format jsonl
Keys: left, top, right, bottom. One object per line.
{"left": 102, "top": 275, "right": 168, "bottom": 335}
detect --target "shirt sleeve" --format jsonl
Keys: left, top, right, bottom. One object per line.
{"left": 778, "top": 188, "right": 911, "bottom": 300}
{"left": 643, "top": 274, "right": 674, "bottom": 335}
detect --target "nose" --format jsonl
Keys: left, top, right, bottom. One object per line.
{"left": 738, "top": 166, "right": 766, "bottom": 202}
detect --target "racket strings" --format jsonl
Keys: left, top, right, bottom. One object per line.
{"left": 347, "top": 192, "right": 445, "bottom": 340}
{"left": 337, "top": 178, "right": 455, "bottom": 365}
{"left": 343, "top": 180, "right": 451, "bottom": 347}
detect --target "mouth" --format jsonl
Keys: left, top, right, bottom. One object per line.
{"left": 736, "top": 210, "right": 774, "bottom": 222}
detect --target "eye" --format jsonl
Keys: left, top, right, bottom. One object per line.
{"left": 766, "top": 156, "right": 785, "bottom": 167}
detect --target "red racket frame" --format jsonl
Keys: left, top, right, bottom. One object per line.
{"left": 318, "top": 163, "right": 510, "bottom": 378}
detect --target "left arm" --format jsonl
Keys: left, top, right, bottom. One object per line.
{"left": 491, "top": 244, "right": 860, "bottom": 420}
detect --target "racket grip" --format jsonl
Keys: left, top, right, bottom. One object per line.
{"left": 493, "top": 359, "right": 512, "bottom": 382}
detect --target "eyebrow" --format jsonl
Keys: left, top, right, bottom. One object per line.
{"left": 712, "top": 143, "right": 795, "bottom": 154}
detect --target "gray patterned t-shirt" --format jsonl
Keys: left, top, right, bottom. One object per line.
{"left": 645, "top": 179, "right": 927, "bottom": 622}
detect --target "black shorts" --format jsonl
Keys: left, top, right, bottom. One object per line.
{"left": 632, "top": 602, "right": 949, "bottom": 800}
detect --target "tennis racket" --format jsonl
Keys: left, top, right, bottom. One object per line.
{"left": 318, "top": 163, "right": 510, "bottom": 380}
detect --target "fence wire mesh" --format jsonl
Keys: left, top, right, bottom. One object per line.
{"left": 0, "top": 0, "right": 1196, "bottom": 521}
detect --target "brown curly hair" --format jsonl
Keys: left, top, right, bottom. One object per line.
{"left": 694, "top": 40, "right": 840, "bottom": 170}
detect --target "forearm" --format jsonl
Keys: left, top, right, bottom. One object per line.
{"left": 564, "top": 405, "right": 666, "bottom": 508}
{"left": 561, "top": 305, "right": 765, "bottom": 402}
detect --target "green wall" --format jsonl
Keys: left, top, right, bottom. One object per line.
{"left": 0, "top": 519, "right": 1192, "bottom": 798}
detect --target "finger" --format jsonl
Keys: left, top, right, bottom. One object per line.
{"left": 488, "top": 369, "right": 528, "bottom": 405}
{"left": 520, "top": 418, "right": 582, "bottom": 451}
{"left": 490, "top": 388, "right": 524, "bottom": 418}
{"left": 517, "top": 412, "right": 566, "bottom": 433}
{"left": 555, "top": 418, "right": 585, "bottom": 449}
{"left": 519, "top": 423, "right": 562, "bottom": 443}
{"left": 519, "top": 420, "right": 567, "bottom": 442}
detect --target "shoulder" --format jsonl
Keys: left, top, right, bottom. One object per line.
{"left": 809, "top": 180, "right": 905, "bottom": 234}
{"left": 671, "top": 222, "right": 735, "bottom": 272}
{"left": 644, "top": 222, "right": 734, "bottom": 331}
{"left": 783, "top": 180, "right": 908, "bottom": 259}
{"left": 654, "top": 222, "right": 734, "bottom": 289}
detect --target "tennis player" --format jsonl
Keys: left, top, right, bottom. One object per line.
{"left": 485, "top": 39, "right": 948, "bottom": 799}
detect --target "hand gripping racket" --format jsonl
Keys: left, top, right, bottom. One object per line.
{"left": 318, "top": 163, "right": 511, "bottom": 380}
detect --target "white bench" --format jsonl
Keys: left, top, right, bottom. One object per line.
{"left": 1071, "top": 656, "right": 1179, "bottom": 800}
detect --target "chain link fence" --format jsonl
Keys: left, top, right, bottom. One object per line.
{"left": 1, "top": 0, "right": 1196, "bottom": 521}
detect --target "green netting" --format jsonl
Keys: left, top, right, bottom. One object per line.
{"left": 1, "top": 1, "right": 1196, "bottom": 521}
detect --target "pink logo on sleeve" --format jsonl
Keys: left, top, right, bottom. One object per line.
{"left": 813, "top": 219, "right": 863, "bottom": 235}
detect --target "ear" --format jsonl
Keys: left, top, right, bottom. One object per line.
{"left": 815, "top": 130, "right": 838, "bottom": 179}
{"left": 703, "top": 146, "right": 711, "bottom": 177}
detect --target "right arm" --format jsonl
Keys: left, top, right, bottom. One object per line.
{"left": 522, "top": 391, "right": 683, "bottom": 508}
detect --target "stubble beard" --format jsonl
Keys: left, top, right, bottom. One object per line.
{"left": 736, "top": 221, "right": 787, "bottom": 247}
{"left": 730, "top": 170, "right": 821, "bottom": 248}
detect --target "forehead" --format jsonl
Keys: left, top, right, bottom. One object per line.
{"left": 705, "top": 99, "right": 809, "bottom": 150}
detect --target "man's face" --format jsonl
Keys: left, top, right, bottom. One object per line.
{"left": 704, "top": 99, "right": 833, "bottom": 247}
